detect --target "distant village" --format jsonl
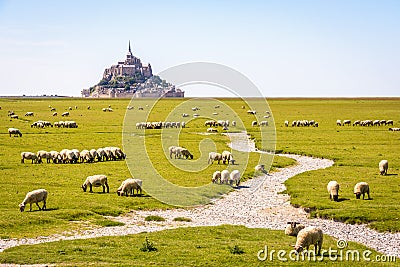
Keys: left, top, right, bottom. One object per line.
{"left": 81, "top": 42, "right": 184, "bottom": 98}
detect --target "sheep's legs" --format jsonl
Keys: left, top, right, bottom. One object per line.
{"left": 36, "top": 202, "right": 41, "bottom": 210}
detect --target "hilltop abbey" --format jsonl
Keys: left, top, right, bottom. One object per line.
{"left": 81, "top": 42, "right": 184, "bottom": 98}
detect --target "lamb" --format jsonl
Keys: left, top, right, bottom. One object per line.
{"left": 8, "top": 128, "right": 22, "bottom": 137}
{"left": 354, "top": 182, "right": 370, "bottom": 199}
{"left": 293, "top": 227, "right": 323, "bottom": 255}
{"left": 82, "top": 174, "right": 109, "bottom": 193}
{"left": 21, "top": 152, "right": 39, "bottom": 164}
{"left": 229, "top": 170, "right": 240, "bottom": 186}
{"left": 208, "top": 152, "right": 222, "bottom": 164}
{"left": 220, "top": 170, "right": 230, "bottom": 184}
{"left": 379, "top": 160, "right": 388, "bottom": 175}
{"left": 327, "top": 181, "right": 339, "bottom": 201}
{"left": 117, "top": 178, "right": 142, "bottom": 196}
{"left": 285, "top": 222, "right": 305, "bottom": 237}
{"left": 19, "top": 189, "right": 48, "bottom": 212}
{"left": 212, "top": 171, "right": 221, "bottom": 184}
{"left": 221, "top": 151, "right": 233, "bottom": 164}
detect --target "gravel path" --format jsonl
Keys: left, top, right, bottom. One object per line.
{"left": 1, "top": 132, "right": 399, "bottom": 259}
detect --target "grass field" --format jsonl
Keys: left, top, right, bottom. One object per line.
{"left": 0, "top": 97, "right": 399, "bottom": 266}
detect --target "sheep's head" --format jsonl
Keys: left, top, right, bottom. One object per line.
{"left": 355, "top": 192, "right": 361, "bottom": 199}
{"left": 82, "top": 184, "right": 87, "bottom": 192}
{"left": 295, "top": 245, "right": 304, "bottom": 253}
{"left": 19, "top": 203, "right": 25, "bottom": 212}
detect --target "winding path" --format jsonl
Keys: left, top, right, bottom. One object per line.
{"left": 1, "top": 132, "right": 399, "bottom": 259}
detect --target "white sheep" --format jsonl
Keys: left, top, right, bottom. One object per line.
{"left": 61, "top": 112, "right": 69, "bottom": 117}
{"left": 117, "top": 178, "right": 142, "bottom": 196}
{"left": 208, "top": 152, "right": 222, "bottom": 164}
{"left": 229, "top": 170, "right": 240, "bottom": 186}
{"left": 207, "top": 127, "right": 218, "bottom": 133}
{"left": 285, "top": 222, "right": 305, "bottom": 237}
{"left": 82, "top": 174, "right": 109, "bottom": 193}
{"left": 21, "top": 152, "right": 39, "bottom": 164}
{"left": 251, "top": 121, "right": 257, "bottom": 127}
{"left": 37, "top": 150, "right": 52, "bottom": 163}
{"left": 19, "top": 189, "right": 48, "bottom": 212}
{"left": 24, "top": 112, "right": 34, "bottom": 116}
{"left": 336, "top": 119, "right": 342, "bottom": 126}
{"left": 221, "top": 151, "right": 233, "bottom": 164}
{"left": 293, "top": 226, "right": 323, "bottom": 255}
{"left": 254, "top": 164, "right": 265, "bottom": 173}
{"left": 49, "top": 150, "right": 62, "bottom": 163}
{"left": 96, "top": 148, "right": 107, "bottom": 161}
{"left": 212, "top": 171, "right": 221, "bottom": 184}
{"left": 80, "top": 150, "right": 93, "bottom": 163}
{"left": 8, "top": 128, "right": 22, "bottom": 137}
{"left": 232, "top": 121, "right": 236, "bottom": 127}
{"left": 220, "top": 170, "right": 230, "bottom": 184}
{"left": 379, "top": 160, "right": 388, "bottom": 175}
{"left": 284, "top": 120, "right": 289, "bottom": 127}
{"left": 343, "top": 120, "right": 351, "bottom": 126}
{"left": 354, "top": 182, "right": 370, "bottom": 199}
{"left": 327, "top": 181, "right": 339, "bottom": 201}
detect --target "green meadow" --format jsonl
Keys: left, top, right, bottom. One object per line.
{"left": 0, "top": 97, "right": 399, "bottom": 265}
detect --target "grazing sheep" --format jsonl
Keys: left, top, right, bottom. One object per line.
{"left": 220, "top": 170, "right": 230, "bottom": 184}
{"left": 10, "top": 114, "right": 19, "bottom": 119}
{"left": 336, "top": 119, "right": 342, "bottom": 126}
{"left": 82, "top": 174, "right": 109, "bottom": 193}
{"left": 180, "top": 148, "right": 193, "bottom": 159}
{"left": 21, "top": 152, "right": 39, "bottom": 164}
{"left": 80, "top": 150, "right": 93, "bottom": 163}
{"left": 212, "top": 171, "right": 221, "bottom": 184}
{"left": 207, "top": 127, "right": 218, "bottom": 133}
{"left": 61, "top": 112, "right": 69, "bottom": 117}
{"left": 284, "top": 120, "right": 289, "bottom": 127}
{"left": 379, "top": 160, "right": 388, "bottom": 175}
{"left": 208, "top": 152, "right": 222, "bottom": 164}
{"left": 353, "top": 120, "right": 361, "bottom": 126}
{"left": 8, "top": 128, "right": 22, "bottom": 137}
{"left": 49, "top": 150, "right": 62, "bottom": 163}
{"left": 251, "top": 121, "right": 257, "bottom": 127}
{"left": 229, "top": 170, "right": 240, "bottom": 186}
{"left": 232, "top": 121, "right": 236, "bottom": 127}
{"left": 117, "top": 178, "right": 142, "bottom": 196}
{"left": 36, "top": 150, "right": 52, "bottom": 163}
{"left": 285, "top": 222, "right": 305, "bottom": 237}
{"left": 96, "top": 148, "right": 107, "bottom": 161}
{"left": 52, "top": 112, "right": 58, "bottom": 116}
{"left": 89, "top": 149, "right": 98, "bottom": 161}
{"left": 327, "top": 181, "right": 339, "bottom": 201}
{"left": 293, "top": 227, "right": 323, "bottom": 255}
{"left": 221, "top": 151, "right": 233, "bottom": 164}
{"left": 387, "top": 120, "right": 394, "bottom": 126}
{"left": 205, "top": 120, "right": 217, "bottom": 127}
{"left": 343, "top": 120, "right": 351, "bottom": 126}
{"left": 389, "top": 127, "right": 400, "bottom": 131}
{"left": 19, "top": 189, "right": 48, "bottom": 212}
{"left": 24, "top": 112, "right": 34, "bottom": 116}
{"left": 354, "top": 182, "right": 370, "bottom": 200}
{"left": 247, "top": 110, "right": 256, "bottom": 115}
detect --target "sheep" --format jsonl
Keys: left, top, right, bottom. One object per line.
{"left": 117, "top": 178, "right": 142, "bottom": 196}
{"left": 24, "top": 112, "right": 34, "bottom": 116}
{"left": 285, "top": 222, "right": 305, "bottom": 237}
{"left": 354, "top": 182, "right": 370, "bottom": 199}
{"left": 221, "top": 151, "right": 233, "bottom": 164}
{"left": 353, "top": 120, "right": 361, "bottom": 126}
{"left": 336, "top": 119, "right": 342, "bottom": 126}
{"left": 19, "top": 189, "right": 48, "bottom": 212}
{"left": 49, "top": 150, "right": 62, "bottom": 163}
{"left": 313, "top": 122, "right": 319, "bottom": 127}
{"left": 89, "top": 149, "right": 98, "bottom": 161}
{"left": 232, "top": 121, "right": 236, "bottom": 127}
{"left": 37, "top": 150, "right": 52, "bottom": 163}
{"left": 207, "top": 127, "right": 218, "bottom": 133}
{"left": 212, "top": 171, "right": 221, "bottom": 184}
{"left": 8, "top": 128, "right": 22, "bottom": 137}
{"left": 229, "top": 170, "right": 240, "bottom": 186}
{"left": 52, "top": 112, "right": 58, "bottom": 116}
{"left": 96, "top": 148, "right": 107, "bottom": 161}
{"left": 80, "top": 149, "right": 93, "bottom": 163}
{"left": 208, "top": 152, "right": 222, "bottom": 164}
{"left": 284, "top": 120, "right": 289, "bottom": 127}
{"left": 180, "top": 148, "right": 193, "bottom": 159}
{"left": 293, "top": 227, "right": 323, "bottom": 255}
{"left": 343, "top": 120, "right": 351, "bottom": 126}
{"left": 169, "top": 146, "right": 178, "bottom": 159}
{"left": 387, "top": 120, "right": 394, "bottom": 126}
{"left": 327, "top": 181, "right": 339, "bottom": 201}
{"left": 247, "top": 110, "right": 256, "bottom": 115}
{"left": 10, "top": 114, "right": 18, "bottom": 119}
{"left": 379, "top": 160, "right": 388, "bottom": 175}
{"left": 21, "top": 152, "right": 39, "bottom": 164}
{"left": 389, "top": 127, "right": 400, "bottom": 131}
{"left": 82, "top": 174, "right": 109, "bottom": 193}
{"left": 61, "top": 112, "right": 69, "bottom": 117}
{"left": 220, "top": 170, "right": 230, "bottom": 184}
{"left": 251, "top": 121, "right": 257, "bottom": 127}
{"left": 205, "top": 120, "right": 217, "bottom": 127}
{"left": 260, "top": 121, "right": 268, "bottom": 126}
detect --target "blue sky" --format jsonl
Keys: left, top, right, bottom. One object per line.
{"left": 0, "top": 0, "right": 399, "bottom": 97}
